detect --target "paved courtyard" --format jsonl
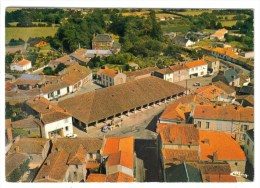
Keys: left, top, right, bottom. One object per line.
{"left": 175, "top": 73, "right": 217, "bottom": 92}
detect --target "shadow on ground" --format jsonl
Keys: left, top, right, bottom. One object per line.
{"left": 135, "top": 139, "right": 162, "bottom": 182}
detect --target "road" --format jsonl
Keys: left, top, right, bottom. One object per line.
{"left": 174, "top": 73, "right": 218, "bottom": 92}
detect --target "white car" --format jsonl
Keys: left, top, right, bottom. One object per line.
{"left": 66, "top": 133, "right": 78, "bottom": 138}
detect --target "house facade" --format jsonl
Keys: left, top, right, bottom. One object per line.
{"left": 25, "top": 97, "right": 73, "bottom": 139}
{"left": 199, "top": 130, "right": 246, "bottom": 173}
{"left": 185, "top": 59, "right": 208, "bottom": 78}
{"left": 193, "top": 105, "right": 254, "bottom": 144}
{"left": 92, "top": 34, "right": 114, "bottom": 50}
{"left": 212, "top": 69, "right": 240, "bottom": 87}
{"left": 96, "top": 67, "right": 126, "bottom": 87}
{"left": 210, "top": 28, "right": 228, "bottom": 40}
{"left": 10, "top": 59, "right": 32, "bottom": 72}
{"left": 8, "top": 138, "right": 50, "bottom": 167}
{"left": 203, "top": 56, "right": 220, "bottom": 73}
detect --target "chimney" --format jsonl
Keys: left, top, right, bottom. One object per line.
{"left": 15, "top": 146, "right": 20, "bottom": 152}
{"left": 203, "top": 138, "right": 210, "bottom": 145}
{"left": 212, "top": 151, "right": 218, "bottom": 162}
{"left": 48, "top": 105, "right": 52, "bottom": 110}
{"left": 46, "top": 160, "right": 50, "bottom": 166}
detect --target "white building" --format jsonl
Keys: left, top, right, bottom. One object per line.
{"left": 25, "top": 97, "right": 73, "bottom": 139}
{"left": 10, "top": 59, "right": 32, "bottom": 72}
{"left": 184, "top": 59, "right": 208, "bottom": 78}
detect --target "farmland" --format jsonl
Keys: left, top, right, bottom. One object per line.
{"left": 5, "top": 27, "right": 58, "bottom": 43}
{"left": 176, "top": 10, "right": 213, "bottom": 16}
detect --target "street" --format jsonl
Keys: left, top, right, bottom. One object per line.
{"left": 175, "top": 73, "right": 217, "bottom": 92}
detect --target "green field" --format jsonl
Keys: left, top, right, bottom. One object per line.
{"left": 6, "top": 8, "right": 22, "bottom": 13}
{"left": 8, "top": 22, "right": 48, "bottom": 27}
{"left": 161, "top": 24, "right": 190, "bottom": 33}
{"left": 176, "top": 10, "right": 213, "bottom": 16}
{"left": 220, "top": 20, "right": 238, "bottom": 27}
{"left": 5, "top": 27, "right": 58, "bottom": 43}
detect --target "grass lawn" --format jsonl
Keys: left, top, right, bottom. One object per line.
{"left": 5, "top": 27, "right": 58, "bottom": 43}
{"left": 161, "top": 24, "right": 190, "bottom": 33}
{"left": 176, "top": 10, "right": 213, "bottom": 16}
{"left": 220, "top": 20, "right": 238, "bottom": 27}
{"left": 6, "top": 8, "right": 22, "bottom": 12}
{"left": 122, "top": 11, "right": 150, "bottom": 17}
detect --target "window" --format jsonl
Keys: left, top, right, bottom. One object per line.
{"left": 241, "top": 125, "right": 248, "bottom": 132}
{"left": 206, "top": 122, "right": 210, "bottom": 129}
{"left": 240, "top": 134, "right": 246, "bottom": 141}
{"left": 197, "top": 121, "right": 201, "bottom": 128}
{"left": 57, "top": 90, "right": 60, "bottom": 95}
{"left": 75, "top": 165, "right": 78, "bottom": 169}
{"left": 235, "top": 162, "right": 238, "bottom": 166}
{"left": 29, "top": 156, "right": 33, "bottom": 160}
{"left": 65, "top": 126, "right": 69, "bottom": 131}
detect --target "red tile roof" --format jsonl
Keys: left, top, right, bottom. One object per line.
{"left": 97, "top": 68, "right": 118, "bottom": 78}
{"left": 162, "top": 149, "right": 199, "bottom": 162}
{"left": 8, "top": 138, "right": 49, "bottom": 154}
{"left": 103, "top": 137, "right": 134, "bottom": 156}
{"left": 106, "top": 172, "right": 134, "bottom": 182}
{"left": 34, "top": 149, "right": 70, "bottom": 182}
{"left": 202, "top": 174, "right": 236, "bottom": 182}
{"left": 26, "top": 97, "right": 71, "bottom": 124}
{"left": 174, "top": 94, "right": 213, "bottom": 106}
{"left": 199, "top": 130, "right": 246, "bottom": 161}
{"left": 193, "top": 85, "right": 225, "bottom": 100}
{"left": 157, "top": 123, "right": 199, "bottom": 146}
{"left": 193, "top": 105, "right": 254, "bottom": 122}
{"left": 103, "top": 137, "right": 134, "bottom": 169}
{"left": 199, "top": 162, "right": 236, "bottom": 182}
{"left": 12, "top": 59, "right": 31, "bottom": 67}
{"left": 106, "top": 151, "right": 133, "bottom": 169}
{"left": 184, "top": 59, "right": 207, "bottom": 68}
{"left": 59, "top": 76, "right": 186, "bottom": 124}
{"left": 160, "top": 102, "right": 191, "bottom": 121}
{"left": 86, "top": 174, "right": 106, "bottom": 182}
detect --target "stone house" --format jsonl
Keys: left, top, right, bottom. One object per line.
{"left": 193, "top": 105, "right": 254, "bottom": 144}
{"left": 212, "top": 69, "right": 240, "bottom": 87}
{"left": 96, "top": 67, "right": 126, "bottom": 87}
{"left": 7, "top": 137, "right": 50, "bottom": 167}
{"left": 203, "top": 55, "right": 220, "bottom": 73}
{"left": 125, "top": 67, "right": 158, "bottom": 82}
{"left": 101, "top": 136, "right": 135, "bottom": 182}
{"left": 185, "top": 59, "right": 208, "bottom": 78}
{"left": 159, "top": 102, "right": 191, "bottom": 124}
{"left": 10, "top": 59, "right": 32, "bottom": 72}
{"left": 199, "top": 130, "right": 246, "bottom": 173}
{"left": 34, "top": 138, "right": 103, "bottom": 182}
{"left": 92, "top": 34, "right": 114, "bottom": 50}
{"left": 11, "top": 117, "right": 43, "bottom": 138}
{"left": 25, "top": 97, "right": 73, "bottom": 139}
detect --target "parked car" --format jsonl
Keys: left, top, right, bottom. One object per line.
{"left": 102, "top": 126, "right": 110, "bottom": 132}
{"left": 193, "top": 82, "right": 201, "bottom": 86}
{"left": 66, "top": 133, "right": 78, "bottom": 138}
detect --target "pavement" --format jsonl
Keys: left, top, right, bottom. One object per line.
{"left": 174, "top": 73, "right": 218, "bottom": 92}
{"left": 73, "top": 100, "right": 170, "bottom": 139}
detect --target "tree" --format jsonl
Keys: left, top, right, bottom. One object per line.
{"left": 43, "top": 67, "right": 54, "bottom": 75}
{"left": 54, "top": 63, "right": 67, "bottom": 74}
